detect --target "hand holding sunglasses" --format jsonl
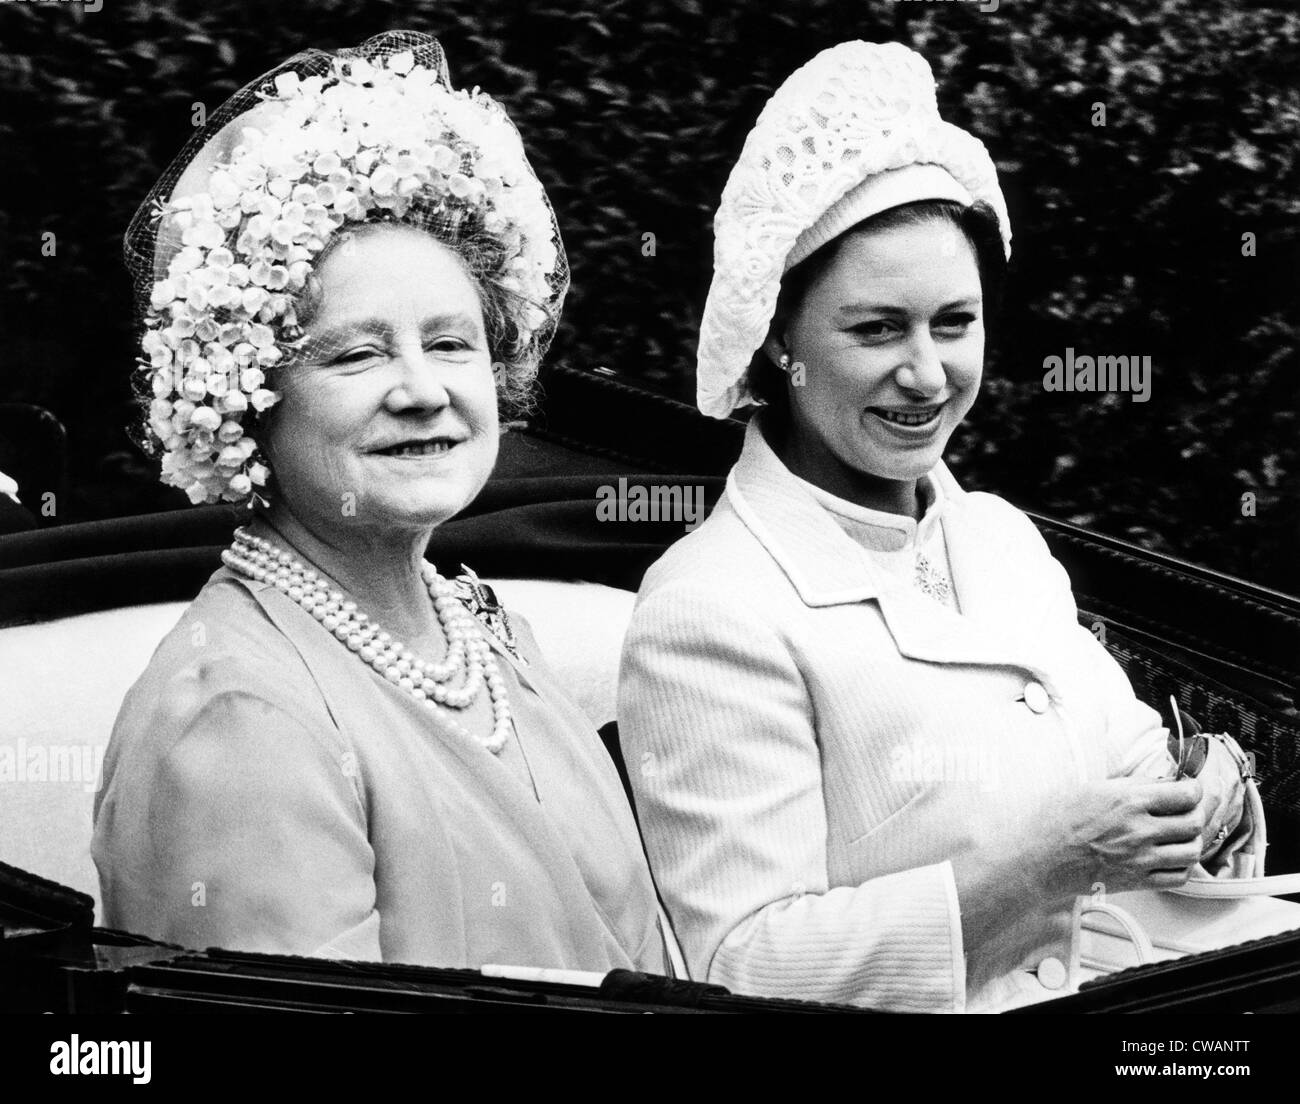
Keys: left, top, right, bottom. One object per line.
{"left": 1165, "top": 696, "right": 1252, "bottom": 863}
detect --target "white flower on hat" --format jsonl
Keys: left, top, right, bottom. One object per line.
{"left": 138, "top": 43, "right": 564, "bottom": 506}
{"left": 0, "top": 470, "right": 20, "bottom": 506}
{"left": 696, "top": 41, "right": 1012, "bottom": 419}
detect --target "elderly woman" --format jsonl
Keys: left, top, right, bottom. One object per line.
{"left": 93, "top": 33, "right": 666, "bottom": 974}
{"left": 617, "top": 41, "right": 1278, "bottom": 1011}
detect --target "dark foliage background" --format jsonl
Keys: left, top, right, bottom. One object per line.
{"left": 0, "top": 0, "right": 1296, "bottom": 587}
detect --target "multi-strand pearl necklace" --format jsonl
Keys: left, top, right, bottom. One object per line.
{"left": 221, "top": 527, "right": 513, "bottom": 754}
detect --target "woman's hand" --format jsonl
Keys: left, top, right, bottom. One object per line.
{"left": 952, "top": 777, "right": 1204, "bottom": 948}
{"left": 1195, "top": 739, "right": 1247, "bottom": 861}
{"left": 1031, "top": 777, "right": 1206, "bottom": 901}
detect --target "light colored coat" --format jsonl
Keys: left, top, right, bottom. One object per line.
{"left": 94, "top": 569, "right": 667, "bottom": 974}
{"left": 618, "top": 419, "right": 1175, "bottom": 1012}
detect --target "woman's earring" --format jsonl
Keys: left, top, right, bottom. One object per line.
{"left": 778, "top": 353, "right": 792, "bottom": 373}
{"left": 252, "top": 458, "right": 274, "bottom": 509}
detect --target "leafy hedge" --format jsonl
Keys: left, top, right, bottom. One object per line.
{"left": 0, "top": 0, "right": 1295, "bottom": 586}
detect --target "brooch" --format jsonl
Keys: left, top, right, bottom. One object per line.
{"left": 448, "top": 565, "right": 523, "bottom": 663}
{"left": 914, "top": 551, "right": 953, "bottom": 604}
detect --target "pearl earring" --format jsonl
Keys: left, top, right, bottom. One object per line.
{"left": 778, "top": 353, "right": 791, "bottom": 373}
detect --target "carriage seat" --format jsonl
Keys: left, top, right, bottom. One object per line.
{"left": 0, "top": 579, "right": 637, "bottom": 921}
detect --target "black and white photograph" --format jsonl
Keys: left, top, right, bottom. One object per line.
{"left": 0, "top": 0, "right": 1297, "bottom": 1078}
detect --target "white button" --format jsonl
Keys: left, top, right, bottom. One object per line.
{"left": 1023, "top": 681, "right": 1050, "bottom": 714}
{"left": 1036, "top": 956, "right": 1068, "bottom": 990}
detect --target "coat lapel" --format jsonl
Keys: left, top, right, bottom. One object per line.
{"left": 727, "top": 418, "right": 1057, "bottom": 684}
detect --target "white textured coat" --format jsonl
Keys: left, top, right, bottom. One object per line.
{"left": 618, "top": 420, "right": 1175, "bottom": 1012}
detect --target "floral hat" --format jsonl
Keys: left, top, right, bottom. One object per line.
{"left": 125, "top": 31, "right": 568, "bottom": 505}
{"left": 696, "top": 40, "right": 1012, "bottom": 419}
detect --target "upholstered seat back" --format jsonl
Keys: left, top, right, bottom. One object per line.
{"left": 0, "top": 580, "right": 636, "bottom": 919}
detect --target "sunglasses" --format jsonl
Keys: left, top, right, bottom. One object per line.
{"left": 1166, "top": 695, "right": 1210, "bottom": 781}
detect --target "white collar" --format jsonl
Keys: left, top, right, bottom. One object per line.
{"left": 790, "top": 468, "right": 948, "bottom": 553}
{"left": 722, "top": 416, "right": 967, "bottom": 607}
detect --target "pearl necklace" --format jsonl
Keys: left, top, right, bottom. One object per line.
{"left": 221, "top": 527, "right": 513, "bottom": 754}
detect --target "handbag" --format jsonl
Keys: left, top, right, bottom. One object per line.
{"left": 1077, "top": 777, "right": 1300, "bottom": 977}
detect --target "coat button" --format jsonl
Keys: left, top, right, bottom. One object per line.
{"left": 1036, "top": 956, "right": 1068, "bottom": 990}
{"left": 1023, "top": 681, "right": 1050, "bottom": 714}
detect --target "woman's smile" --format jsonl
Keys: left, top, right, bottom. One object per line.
{"left": 367, "top": 435, "right": 466, "bottom": 460}
{"left": 865, "top": 402, "right": 947, "bottom": 441}
{"left": 263, "top": 225, "right": 500, "bottom": 534}
{"left": 772, "top": 219, "right": 985, "bottom": 513}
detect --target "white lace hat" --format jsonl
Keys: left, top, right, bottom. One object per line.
{"left": 696, "top": 41, "right": 1012, "bottom": 419}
